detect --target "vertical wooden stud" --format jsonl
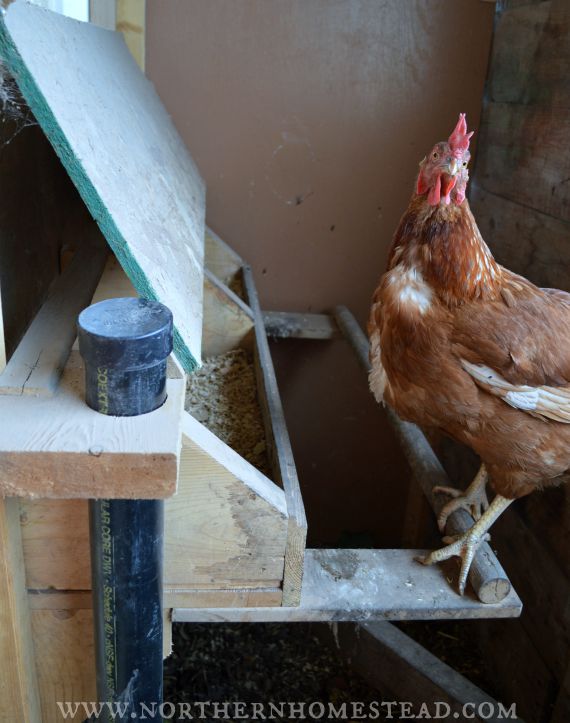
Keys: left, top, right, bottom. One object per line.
{"left": 0, "top": 497, "right": 42, "bottom": 721}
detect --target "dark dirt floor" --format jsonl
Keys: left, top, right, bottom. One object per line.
{"left": 163, "top": 619, "right": 502, "bottom": 722}
{"left": 164, "top": 623, "right": 389, "bottom": 722}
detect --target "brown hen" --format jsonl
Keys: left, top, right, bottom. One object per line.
{"left": 368, "top": 114, "right": 570, "bottom": 594}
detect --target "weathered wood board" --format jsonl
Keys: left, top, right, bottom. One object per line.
{"left": 475, "top": 1, "right": 570, "bottom": 222}
{"left": 173, "top": 549, "right": 523, "bottom": 623}
{"left": 0, "top": 1, "right": 206, "bottom": 371}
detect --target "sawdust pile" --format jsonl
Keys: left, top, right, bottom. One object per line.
{"left": 185, "top": 349, "right": 271, "bottom": 476}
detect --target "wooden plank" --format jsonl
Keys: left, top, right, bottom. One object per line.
{"left": 488, "top": 507, "right": 570, "bottom": 684}
{"left": 0, "top": 237, "right": 108, "bottom": 397}
{"left": 263, "top": 311, "right": 340, "bottom": 340}
{"left": 173, "top": 548, "right": 522, "bottom": 623}
{"left": 116, "top": 0, "right": 145, "bottom": 71}
{"left": 552, "top": 661, "right": 570, "bottom": 723}
{"left": 204, "top": 227, "right": 244, "bottom": 285}
{"left": 0, "top": 498, "right": 42, "bottom": 722}
{"left": 164, "top": 588, "right": 282, "bottom": 609}
{"left": 333, "top": 305, "right": 514, "bottom": 603}
{"left": 475, "top": 2, "right": 570, "bottom": 221}
{"left": 31, "top": 608, "right": 95, "bottom": 723}
{"left": 202, "top": 269, "right": 254, "bottom": 356}
{"left": 90, "top": 254, "right": 137, "bottom": 304}
{"left": 89, "top": 0, "right": 116, "bottom": 29}
{"left": 27, "top": 588, "right": 282, "bottom": 610}
{"left": 1, "top": 1, "right": 206, "bottom": 371}
{"left": 163, "top": 607, "right": 172, "bottom": 659}
{"left": 487, "top": 2, "right": 552, "bottom": 105}
{"left": 242, "top": 265, "right": 307, "bottom": 606}
{"left": 0, "top": 349, "right": 185, "bottom": 499}
{"left": 319, "top": 621, "right": 525, "bottom": 723}
{"left": 165, "top": 411, "right": 288, "bottom": 589}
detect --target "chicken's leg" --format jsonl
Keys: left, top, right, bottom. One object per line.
{"left": 417, "top": 494, "right": 513, "bottom": 595}
{"left": 433, "top": 464, "right": 489, "bottom": 532}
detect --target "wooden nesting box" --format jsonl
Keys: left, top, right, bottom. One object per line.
{"left": 0, "top": 3, "right": 524, "bottom": 721}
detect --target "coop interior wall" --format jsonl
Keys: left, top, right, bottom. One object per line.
{"left": 146, "top": 0, "right": 495, "bottom": 547}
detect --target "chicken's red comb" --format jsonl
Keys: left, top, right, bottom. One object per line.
{"left": 448, "top": 113, "right": 474, "bottom": 153}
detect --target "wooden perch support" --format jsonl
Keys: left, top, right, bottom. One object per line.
{"left": 332, "top": 305, "right": 512, "bottom": 604}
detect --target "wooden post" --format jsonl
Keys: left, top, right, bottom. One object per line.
{"left": 0, "top": 497, "right": 41, "bottom": 722}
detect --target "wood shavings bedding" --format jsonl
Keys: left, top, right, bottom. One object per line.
{"left": 185, "top": 348, "right": 271, "bottom": 477}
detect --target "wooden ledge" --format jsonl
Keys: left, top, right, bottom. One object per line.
{"left": 173, "top": 548, "right": 523, "bottom": 622}
{"left": 0, "top": 350, "right": 185, "bottom": 499}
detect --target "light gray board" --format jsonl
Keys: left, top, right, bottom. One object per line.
{"left": 173, "top": 549, "right": 523, "bottom": 623}
{"left": 0, "top": 1, "right": 206, "bottom": 371}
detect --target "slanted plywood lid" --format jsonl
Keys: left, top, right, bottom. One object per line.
{"left": 0, "top": 1, "right": 205, "bottom": 370}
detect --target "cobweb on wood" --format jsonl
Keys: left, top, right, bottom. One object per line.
{"left": 0, "top": 59, "right": 36, "bottom": 148}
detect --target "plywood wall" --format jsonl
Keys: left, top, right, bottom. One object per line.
{"left": 146, "top": 1, "right": 495, "bottom": 546}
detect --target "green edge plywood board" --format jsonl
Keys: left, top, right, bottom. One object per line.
{"left": 0, "top": 1, "right": 205, "bottom": 371}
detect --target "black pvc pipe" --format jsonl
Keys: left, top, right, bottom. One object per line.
{"left": 78, "top": 297, "right": 173, "bottom": 722}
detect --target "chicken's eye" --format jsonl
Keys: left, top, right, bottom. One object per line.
{"left": 462, "top": 161, "right": 468, "bottom": 167}
{"left": 432, "top": 152, "right": 439, "bottom": 160}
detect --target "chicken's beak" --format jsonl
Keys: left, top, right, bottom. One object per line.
{"left": 446, "top": 158, "right": 459, "bottom": 177}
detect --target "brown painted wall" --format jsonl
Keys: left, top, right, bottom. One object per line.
{"left": 146, "top": 0, "right": 495, "bottom": 546}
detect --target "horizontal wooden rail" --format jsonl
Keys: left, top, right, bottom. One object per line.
{"left": 332, "top": 305, "right": 513, "bottom": 604}
{"left": 263, "top": 311, "right": 340, "bottom": 340}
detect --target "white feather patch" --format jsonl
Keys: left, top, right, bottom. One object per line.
{"left": 461, "top": 360, "right": 570, "bottom": 423}
{"left": 390, "top": 265, "right": 432, "bottom": 314}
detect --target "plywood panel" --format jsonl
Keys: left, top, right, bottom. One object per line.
{"left": 1, "top": 1, "right": 206, "bottom": 371}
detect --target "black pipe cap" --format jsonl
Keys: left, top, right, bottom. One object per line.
{"left": 78, "top": 297, "right": 173, "bottom": 371}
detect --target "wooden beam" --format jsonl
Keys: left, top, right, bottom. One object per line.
{"left": 0, "top": 238, "right": 108, "bottom": 397}
{"left": 173, "top": 548, "right": 522, "bottom": 623}
{"left": 0, "top": 498, "right": 42, "bottom": 722}
{"left": 333, "top": 305, "right": 514, "bottom": 604}
{"left": 204, "top": 227, "right": 244, "bottom": 285}
{"left": 243, "top": 265, "right": 307, "bottom": 606}
{"left": 263, "top": 311, "right": 340, "bottom": 340}
{"left": 202, "top": 269, "right": 254, "bottom": 356}
{"left": 319, "top": 622, "right": 525, "bottom": 723}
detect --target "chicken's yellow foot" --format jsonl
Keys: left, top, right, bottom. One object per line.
{"left": 433, "top": 464, "right": 489, "bottom": 532}
{"left": 417, "top": 494, "right": 513, "bottom": 595}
